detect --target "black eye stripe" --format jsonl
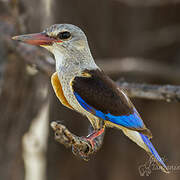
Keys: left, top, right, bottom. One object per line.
{"left": 57, "top": 31, "right": 71, "bottom": 40}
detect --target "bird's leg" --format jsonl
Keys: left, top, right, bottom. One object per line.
{"left": 73, "top": 128, "right": 105, "bottom": 160}
{"left": 85, "top": 128, "right": 105, "bottom": 150}
{"left": 51, "top": 121, "right": 105, "bottom": 161}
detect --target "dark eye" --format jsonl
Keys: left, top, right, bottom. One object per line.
{"left": 57, "top": 31, "right": 71, "bottom": 40}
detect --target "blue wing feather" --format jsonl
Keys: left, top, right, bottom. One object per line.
{"left": 74, "top": 92, "right": 144, "bottom": 129}
{"left": 140, "top": 133, "right": 168, "bottom": 172}
{"left": 74, "top": 92, "right": 168, "bottom": 172}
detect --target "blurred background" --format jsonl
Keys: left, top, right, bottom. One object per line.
{"left": 0, "top": 0, "right": 180, "bottom": 180}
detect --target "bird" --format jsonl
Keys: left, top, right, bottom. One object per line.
{"left": 12, "top": 24, "right": 169, "bottom": 173}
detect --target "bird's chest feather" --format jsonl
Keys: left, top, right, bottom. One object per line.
{"left": 57, "top": 71, "right": 88, "bottom": 115}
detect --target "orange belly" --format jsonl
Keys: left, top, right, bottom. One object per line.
{"left": 51, "top": 72, "right": 73, "bottom": 110}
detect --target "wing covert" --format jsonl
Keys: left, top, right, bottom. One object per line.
{"left": 72, "top": 69, "right": 152, "bottom": 137}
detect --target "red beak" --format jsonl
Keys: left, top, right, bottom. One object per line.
{"left": 12, "top": 32, "right": 61, "bottom": 46}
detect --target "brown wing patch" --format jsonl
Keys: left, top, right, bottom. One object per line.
{"left": 51, "top": 72, "right": 73, "bottom": 110}
{"left": 72, "top": 69, "right": 134, "bottom": 116}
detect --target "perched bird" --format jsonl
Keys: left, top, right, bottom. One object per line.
{"left": 12, "top": 24, "right": 169, "bottom": 173}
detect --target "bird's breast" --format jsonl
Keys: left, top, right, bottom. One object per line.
{"left": 57, "top": 71, "right": 88, "bottom": 116}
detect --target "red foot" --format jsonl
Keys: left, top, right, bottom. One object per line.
{"left": 86, "top": 128, "right": 105, "bottom": 149}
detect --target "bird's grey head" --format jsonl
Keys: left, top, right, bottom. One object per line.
{"left": 12, "top": 24, "right": 97, "bottom": 72}
{"left": 42, "top": 24, "right": 89, "bottom": 55}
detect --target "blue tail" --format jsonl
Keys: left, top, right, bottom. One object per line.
{"left": 140, "top": 133, "right": 169, "bottom": 173}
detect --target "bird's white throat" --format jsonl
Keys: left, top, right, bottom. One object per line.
{"left": 52, "top": 48, "right": 64, "bottom": 70}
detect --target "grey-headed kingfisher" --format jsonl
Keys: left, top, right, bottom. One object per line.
{"left": 12, "top": 24, "right": 169, "bottom": 173}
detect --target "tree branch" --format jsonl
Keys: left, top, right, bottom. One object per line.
{"left": 118, "top": 81, "right": 180, "bottom": 102}
{"left": 115, "top": 0, "right": 180, "bottom": 7}
{"left": 5, "top": 37, "right": 180, "bottom": 103}
{"left": 6, "top": 37, "right": 180, "bottom": 81}
{"left": 97, "top": 57, "right": 180, "bottom": 82}
{"left": 51, "top": 121, "right": 105, "bottom": 161}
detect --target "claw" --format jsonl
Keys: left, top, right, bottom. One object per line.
{"left": 51, "top": 121, "right": 105, "bottom": 161}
